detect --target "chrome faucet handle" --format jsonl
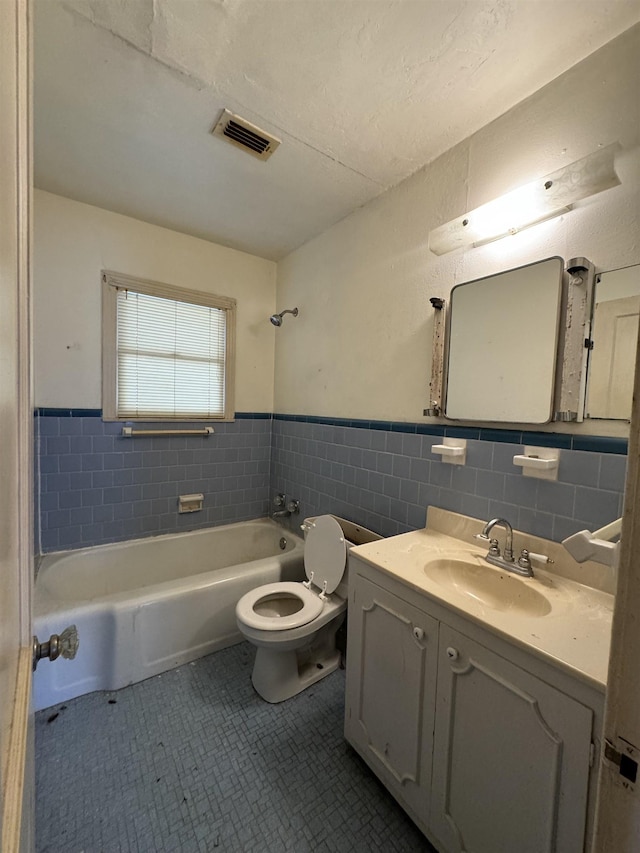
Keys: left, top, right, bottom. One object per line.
{"left": 517, "top": 549, "right": 533, "bottom": 571}
{"left": 286, "top": 499, "right": 300, "bottom": 514}
{"left": 487, "top": 538, "right": 501, "bottom": 558}
{"left": 474, "top": 532, "right": 500, "bottom": 556}
{"left": 273, "top": 493, "right": 286, "bottom": 507}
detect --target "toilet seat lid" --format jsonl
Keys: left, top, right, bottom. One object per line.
{"left": 237, "top": 582, "right": 323, "bottom": 631}
{"left": 304, "top": 515, "right": 347, "bottom": 595}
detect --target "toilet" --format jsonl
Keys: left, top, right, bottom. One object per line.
{"left": 236, "top": 514, "right": 380, "bottom": 703}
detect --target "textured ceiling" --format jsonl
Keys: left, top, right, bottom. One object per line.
{"left": 34, "top": 0, "right": 640, "bottom": 260}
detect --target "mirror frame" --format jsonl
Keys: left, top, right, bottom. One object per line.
{"left": 443, "top": 257, "right": 564, "bottom": 424}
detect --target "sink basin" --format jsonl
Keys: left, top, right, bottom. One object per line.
{"left": 424, "top": 558, "right": 553, "bottom": 617}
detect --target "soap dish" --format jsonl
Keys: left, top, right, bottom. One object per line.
{"left": 432, "top": 438, "right": 466, "bottom": 465}
{"left": 513, "top": 446, "right": 560, "bottom": 480}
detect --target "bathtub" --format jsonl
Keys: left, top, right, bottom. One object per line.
{"left": 33, "top": 518, "right": 305, "bottom": 711}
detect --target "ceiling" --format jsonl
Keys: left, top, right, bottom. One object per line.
{"left": 34, "top": 0, "right": 640, "bottom": 261}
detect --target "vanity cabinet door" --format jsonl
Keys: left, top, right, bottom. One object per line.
{"left": 345, "top": 573, "right": 438, "bottom": 822}
{"left": 431, "top": 626, "right": 593, "bottom": 853}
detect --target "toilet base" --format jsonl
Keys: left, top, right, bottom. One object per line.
{"left": 250, "top": 631, "right": 342, "bottom": 703}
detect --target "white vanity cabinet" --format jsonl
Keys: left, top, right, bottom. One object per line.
{"left": 431, "top": 625, "right": 592, "bottom": 853}
{"left": 345, "top": 556, "right": 602, "bottom": 853}
{"left": 344, "top": 573, "right": 438, "bottom": 822}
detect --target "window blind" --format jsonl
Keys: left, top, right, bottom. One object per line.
{"left": 116, "top": 288, "right": 227, "bottom": 418}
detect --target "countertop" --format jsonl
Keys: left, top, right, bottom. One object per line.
{"left": 351, "top": 525, "right": 614, "bottom": 692}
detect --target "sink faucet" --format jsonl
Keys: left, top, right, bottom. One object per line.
{"left": 476, "top": 517, "right": 533, "bottom": 577}
{"left": 482, "top": 518, "right": 514, "bottom": 562}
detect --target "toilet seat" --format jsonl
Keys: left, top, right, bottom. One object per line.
{"left": 236, "top": 582, "right": 324, "bottom": 631}
{"left": 236, "top": 515, "right": 349, "bottom": 635}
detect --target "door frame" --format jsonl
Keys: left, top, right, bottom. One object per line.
{"left": 0, "top": 0, "right": 34, "bottom": 850}
{"left": 593, "top": 304, "right": 640, "bottom": 844}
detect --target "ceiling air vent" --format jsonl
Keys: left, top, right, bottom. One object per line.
{"left": 211, "top": 109, "right": 281, "bottom": 161}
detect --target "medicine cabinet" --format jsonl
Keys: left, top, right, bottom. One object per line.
{"left": 427, "top": 256, "right": 640, "bottom": 426}
{"left": 442, "top": 257, "right": 564, "bottom": 423}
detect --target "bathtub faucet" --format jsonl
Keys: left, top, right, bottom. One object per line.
{"left": 272, "top": 494, "right": 300, "bottom": 519}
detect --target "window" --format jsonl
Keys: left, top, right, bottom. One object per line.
{"left": 102, "top": 271, "right": 236, "bottom": 420}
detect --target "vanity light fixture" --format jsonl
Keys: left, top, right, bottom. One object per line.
{"left": 428, "top": 143, "right": 621, "bottom": 256}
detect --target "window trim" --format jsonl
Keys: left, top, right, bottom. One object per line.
{"left": 101, "top": 270, "right": 236, "bottom": 422}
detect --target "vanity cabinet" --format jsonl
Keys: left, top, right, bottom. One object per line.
{"left": 345, "top": 557, "right": 600, "bottom": 853}
{"left": 431, "top": 625, "right": 592, "bottom": 853}
{"left": 344, "top": 574, "right": 438, "bottom": 822}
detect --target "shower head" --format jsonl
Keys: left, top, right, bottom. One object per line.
{"left": 270, "top": 307, "right": 298, "bottom": 327}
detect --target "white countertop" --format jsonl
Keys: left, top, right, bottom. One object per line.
{"left": 351, "top": 525, "right": 614, "bottom": 692}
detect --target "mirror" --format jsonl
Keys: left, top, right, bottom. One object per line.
{"left": 586, "top": 264, "right": 640, "bottom": 420}
{"left": 445, "top": 257, "right": 564, "bottom": 423}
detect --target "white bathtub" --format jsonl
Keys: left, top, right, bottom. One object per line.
{"left": 33, "top": 518, "right": 305, "bottom": 711}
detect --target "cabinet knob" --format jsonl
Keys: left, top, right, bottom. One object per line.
{"left": 413, "top": 627, "right": 424, "bottom": 641}
{"left": 446, "top": 646, "right": 459, "bottom": 661}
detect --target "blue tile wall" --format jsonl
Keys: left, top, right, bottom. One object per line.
{"left": 36, "top": 409, "right": 628, "bottom": 553}
{"left": 270, "top": 417, "right": 627, "bottom": 542}
{"left": 34, "top": 412, "right": 40, "bottom": 553}
{"left": 36, "top": 413, "right": 271, "bottom": 552}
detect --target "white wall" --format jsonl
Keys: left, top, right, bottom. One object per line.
{"left": 275, "top": 25, "right": 640, "bottom": 434}
{"left": 34, "top": 190, "right": 277, "bottom": 411}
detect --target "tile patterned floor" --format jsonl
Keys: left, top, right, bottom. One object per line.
{"left": 36, "top": 643, "right": 436, "bottom": 852}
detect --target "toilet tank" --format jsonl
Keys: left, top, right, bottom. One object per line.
{"left": 333, "top": 516, "right": 382, "bottom": 549}
{"left": 302, "top": 515, "right": 382, "bottom": 548}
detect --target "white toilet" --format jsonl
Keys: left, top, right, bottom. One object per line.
{"left": 236, "top": 514, "right": 380, "bottom": 703}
